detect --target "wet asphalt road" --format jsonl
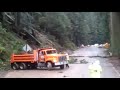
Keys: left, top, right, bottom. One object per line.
{"left": 2, "top": 46, "right": 120, "bottom": 78}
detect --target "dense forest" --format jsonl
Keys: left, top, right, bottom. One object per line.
{"left": 0, "top": 12, "right": 110, "bottom": 69}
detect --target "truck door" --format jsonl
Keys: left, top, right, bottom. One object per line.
{"left": 39, "top": 51, "right": 45, "bottom": 62}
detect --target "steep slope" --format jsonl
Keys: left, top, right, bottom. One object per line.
{"left": 0, "top": 12, "right": 110, "bottom": 70}
{"left": 0, "top": 22, "right": 24, "bottom": 70}
{"left": 0, "top": 22, "right": 64, "bottom": 70}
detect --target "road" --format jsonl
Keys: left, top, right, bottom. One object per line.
{"left": 2, "top": 46, "right": 120, "bottom": 78}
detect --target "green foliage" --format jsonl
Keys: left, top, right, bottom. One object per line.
{"left": 0, "top": 44, "right": 5, "bottom": 53}
{"left": 1, "top": 12, "right": 110, "bottom": 53}
{"left": 66, "top": 12, "right": 110, "bottom": 45}
{"left": 3, "top": 12, "right": 109, "bottom": 50}
{"left": 0, "top": 12, "right": 111, "bottom": 70}
{"left": 0, "top": 22, "right": 24, "bottom": 62}
{"left": 37, "top": 12, "right": 75, "bottom": 49}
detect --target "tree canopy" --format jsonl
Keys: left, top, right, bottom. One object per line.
{"left": 0, "top": 12, "right": 110, "bottom": 49}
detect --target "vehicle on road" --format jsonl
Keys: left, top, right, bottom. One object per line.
{"left": 103, "top": 43, "right": 110, "bottom": 49}
{"left": 10, "top": 48, "right": 69, "bottom": 70}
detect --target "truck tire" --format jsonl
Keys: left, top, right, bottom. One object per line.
{"left": 47, "top": 62, "right": 52, "bottom": 70}
{"left": 27, "top": 64, "right": 32, "bottom": 69}
{"left": 11, "top": 63, "right": 19, "bottom": 70}
{"left": 19, "top": 63, "right": 27, "bottom": 70}
{"left": 60, "top": 65, "right": 64, "bottom": 69}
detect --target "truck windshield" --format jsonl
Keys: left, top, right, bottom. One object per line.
{"left": 46, "top": 50, "right": 57, "bottom": 54}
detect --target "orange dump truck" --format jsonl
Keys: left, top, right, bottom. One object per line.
{"left": 10, "top": 48, "right": 69, "bottom": 70}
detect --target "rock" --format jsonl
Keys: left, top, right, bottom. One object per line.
{"left": 59, "top": 71, "right": 63, "bottom": 73}
{"left": 63, "top": 75, "right": 68, "bottom": 77}
{"left": 80, "top": 59, "right": 88, "bottom": 64}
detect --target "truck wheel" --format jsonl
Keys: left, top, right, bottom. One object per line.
{"left": 11, "top": 63, "right": 19, "bottom": 70}
{"left": 60, "top": 65, "right": 64, "bottom": 69}
{"left": 27, "top": 64, "right": 32, "bottom": 69}
{"left": 47, "top": 62, "right": 52, "bottom": 70}
{"left": 19, "top": 63, "right": 27, "bottom": 70}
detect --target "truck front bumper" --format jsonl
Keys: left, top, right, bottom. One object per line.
{"left": 54, "top": 60, "right": 68, "bottom": 66}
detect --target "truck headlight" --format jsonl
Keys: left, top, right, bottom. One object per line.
{"left": 53, "top": 59, "right": 57, "bottom": 62}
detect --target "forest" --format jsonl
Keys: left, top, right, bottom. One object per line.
{"left": 0, "top": 12, "right": 110, "bottom": 70}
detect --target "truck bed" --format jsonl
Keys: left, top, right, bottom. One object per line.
{"left": 10, "top": 52, "right": 37, "bottom": 63}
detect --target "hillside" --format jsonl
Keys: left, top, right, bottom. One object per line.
{"left": 0, "top": 22, "right": 65, "bottom": 70}
{"left": 0, "top": 12, "right": 110, "bottom": 70}
{"left": 0, "top": 23, "right": 24, "bottom": 70}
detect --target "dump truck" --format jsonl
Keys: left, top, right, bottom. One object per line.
{"left": 10, "top": 48, "right": 69, "bottom": 70}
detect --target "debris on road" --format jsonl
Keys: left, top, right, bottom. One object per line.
{"left": 63, "top": 75, "right": 68, "bottom": 77}
{"left": 103, "top": 43, "right": 110, "bottom": 49}
{"left": 59, "top": 71, "right": 63, "bottom": 73}
{"left": 80, "top": 59, "right": 88, "bottom": 64}
{"left": 81, "top": 44, "right": 85, "bottom": 48}
{"left": 98, "top": 44, "right": 103, "bottom": 48}
{"left": 94, "top": 44, "right": 99, "bottom": 47}
{"left": 69, "top": 57, "right": 78, "bottom": 64}
{"left": 70, "top": 55, "right": 111, "bottom": 58}
{"left": 87, "top": 45, "right": 90, "bottom": 47}
{"left": 109, "top": 52, "right": 112, "bottom": 56}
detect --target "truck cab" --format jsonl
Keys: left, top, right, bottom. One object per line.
{"left": 37, "top": 48, "right": 68, "bottom": 69}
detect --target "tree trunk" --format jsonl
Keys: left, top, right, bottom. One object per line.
{"left": 15, "top": 12, "right": 21, "bottom": 27}
{"left": 110, "top": 12, "right": 120, "bottom": 56}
